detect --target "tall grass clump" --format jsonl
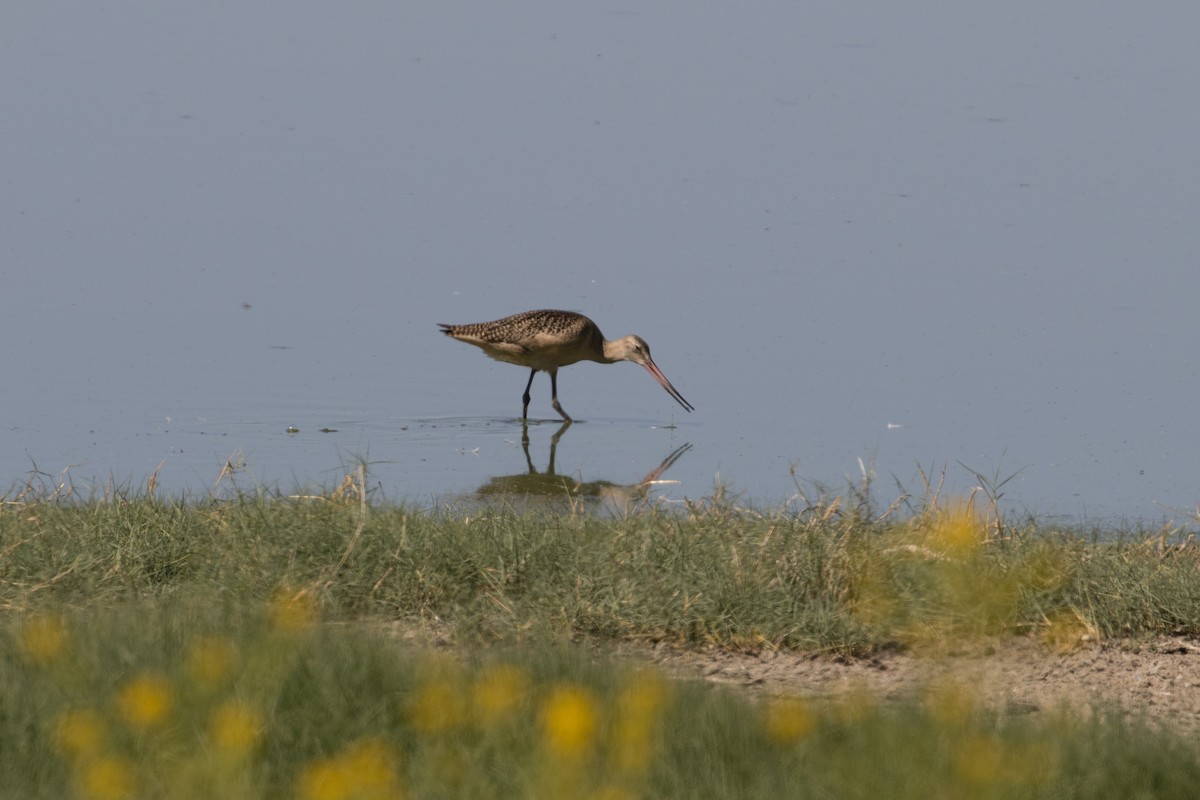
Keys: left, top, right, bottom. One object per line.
{"left": 4, "top": 481, "right": 1200, "bottom": 652}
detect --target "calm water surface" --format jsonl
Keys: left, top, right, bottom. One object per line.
{"left": 4, "top": 3, "right": 1199, "bottom": 525}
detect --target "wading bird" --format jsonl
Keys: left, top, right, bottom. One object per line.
{"left": 438, "top": 309, "right": 694, "bottom": 421}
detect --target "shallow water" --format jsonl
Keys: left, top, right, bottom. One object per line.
{"left": 3, "top": 3, "right": 1199, "bottom": 525}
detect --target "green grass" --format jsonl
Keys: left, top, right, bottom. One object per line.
{"left": 3, "top": 485, "right": 1200, "bottom": 798}
{"left": 3, "top": 490, "right": 1198, "bottom": 650}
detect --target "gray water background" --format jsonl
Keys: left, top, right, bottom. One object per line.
{"left": 4, "top": 3, "right": 1198, "bottom": 525}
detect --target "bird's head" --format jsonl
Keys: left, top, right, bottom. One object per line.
{"left": 607, "top": 335, "right": 653, "bottom": 366}
{"left": 606, "top": 336, "right": 694, "bottom": 413}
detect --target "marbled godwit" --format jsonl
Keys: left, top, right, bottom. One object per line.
{"left": 438, "top": 309, "right": 694, "bottom": 421}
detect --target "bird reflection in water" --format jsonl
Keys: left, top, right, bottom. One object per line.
{"left": 475, "top": 421, "right": 692, "bottom": 514}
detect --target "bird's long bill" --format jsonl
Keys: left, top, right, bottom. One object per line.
{"left": 641, "top": 359, "right": 695, "bottom": 413}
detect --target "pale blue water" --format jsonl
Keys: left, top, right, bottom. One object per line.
{"left": 4, "top": 3, "right": 1199, "bottom": 526}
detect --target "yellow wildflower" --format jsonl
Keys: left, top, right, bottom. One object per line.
{"left": 297, "top": 738, "right": 401, "bottom": 800}
{"left": 762, "top": 696, "right": 817, "bottom": 743}
{"left": 19, "top": 614, "right": 68, "bottom": 665}
{"left": 540, "top": 684, "right": 599, "bottom": 759}
{"left": 186, "top": 635, "right": 239, "bottom": 688}
{"left": 115, "top": 674, "right": 172, "bottom": 729}
{"left": 409, "top": 676, "right": 467, "bottom": 733}
{"left": 208, "top": 700, "right": 262, "bottom": 754}
{"left": 54, "top": 708, "right": 107, "bottom": 761}
{"left": 77, "top": 756, "right": 136, "bottom": 800}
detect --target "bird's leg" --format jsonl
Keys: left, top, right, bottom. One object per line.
{"left": 522, "top": 369, "right": 537, "bottom": 420}
{"left": 520, "top": 420, "right": 535, "bottom": 472}
{"left": 548, "top": 368, "right": 573, "bottom": 422}
{"left": 550, "top": 419, "right": 572, "bottom": 446}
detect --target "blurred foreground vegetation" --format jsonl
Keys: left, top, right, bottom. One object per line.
{"left": 3, "top": 474, "right": 1200, "bottom": 798}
